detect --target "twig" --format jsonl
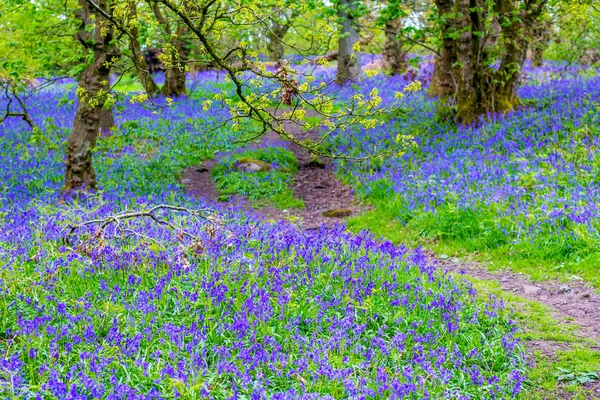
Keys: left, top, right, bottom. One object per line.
{"left": 66, "top": 204, "right": 216, "bottom": 244}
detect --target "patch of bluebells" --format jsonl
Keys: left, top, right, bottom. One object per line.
{"left": 333, "top": 61, "right": 600, "bottom": 256}
{"left": 0, "top": 72, "right": 525, "bottom": 398}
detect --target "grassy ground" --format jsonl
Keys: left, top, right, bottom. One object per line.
{"left": 347, "top": 206, "right": 600, "bottom": 399}
{"left": 210, "top": 146, "right": 305, "bottom": 209}
{"left": 347, "top": 196, "right": 600, "bottom": 288}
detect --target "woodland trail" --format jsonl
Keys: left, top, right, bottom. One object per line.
{"left": 182, "top": 112, "right": 600, "bottom": 398}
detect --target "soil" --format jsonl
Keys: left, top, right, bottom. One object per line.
{"left": 427, "top": 250, "right": 600, "bottom": 345}
{"left": 181, "top": 110, "right": 600, "bottom": 398}
{"left": 182, "top": 112, "right": 369, "bottom": 230}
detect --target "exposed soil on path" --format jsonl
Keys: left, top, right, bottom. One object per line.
{"left": 182, "top": 111, "right": 369, "bottom": 229}
{"left": 181, "top": 110, "right": 600, "bottom": 398}
{"left": 183, "top": 112, "right": 600, "bottom": 346}
{"left": 426, "top": 250, "right": 600, "bottom": 346}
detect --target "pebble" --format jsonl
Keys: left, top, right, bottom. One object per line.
{"left": 558, "top": 285, "right": 571, "bottom": 294}
{"left": 523, "top": 285, "right": 542, "bottom": 295}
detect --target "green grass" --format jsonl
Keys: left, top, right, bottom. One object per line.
{"left": 346, "top": 184, "right": 600, "bottom": 288}
{"left": 347, "top": 202, "right": 600, "bottom": 399}
{"left": 211, "top": 147, "right": 304, "bottom": 210}
{"left": 467, "top": 277, "right": 600, "bottom": 400}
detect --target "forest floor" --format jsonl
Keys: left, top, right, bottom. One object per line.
{"left": 182, "top": 113, "right": 600, "bottom": 399}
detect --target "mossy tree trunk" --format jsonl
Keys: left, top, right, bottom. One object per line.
{"left": 336, "top": 0, "right": 362, "bottom": 84}
{"left": 431, "top": 0, "right": 547, "bottom": 124}
{"left": 64, "top": 0, "right": 119, "bottom": 192}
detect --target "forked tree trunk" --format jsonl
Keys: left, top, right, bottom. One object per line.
{"left": 162, "top": 23, "right": 188, "bottom": 97}
{"left": 129, "top": 0, "right": 159, "bottom": 96}
{"left": 382, "top": 17, "right": 408, "bottom": 75}
{"left": 431, "top": 0, "right": 546, "bottom": 123}
{"left": 336, "top": 0, "right": 362, "bottom": 84}
{"left": 64, "top": 0, "right": 119, "bottom": 192}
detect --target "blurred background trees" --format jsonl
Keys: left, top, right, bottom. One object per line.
{"left": 1, "top": 0, "right": 599, "bottom": 191}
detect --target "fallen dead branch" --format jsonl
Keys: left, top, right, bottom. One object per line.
{"left": 65, "top": 204, "right": 217, "bottom": 245}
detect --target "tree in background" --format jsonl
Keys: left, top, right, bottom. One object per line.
{"left": 380, "top": 0, "right": 408, "bottom": 75}
{"left": 127, "top": 0, "right": 159, "bottom": 96}
{"left": 429, "top": 0, "right": 548, "bottom": 123}
{"left": 529, "top": 16, "right": 550, "bottom": 67}
{"left": 265, "top": 7, "right": 300, "bottom": 62}
{"left": 65, "top": 0, "right": 120, "bottom": 191}
{"left": 336, "top": 0, "right": 363, "bottom": 83}
{"left": 150, "top": 2, "right": 190, "bottom": 97}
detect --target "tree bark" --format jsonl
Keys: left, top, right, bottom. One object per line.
{"left": 266, "top": 14, "right": 292, "bottom": 62}
{"left": 151, "top": 3, "right": 188, "bottom": 97}
{"left": 99, "top": 103, "right": 115, "bottom": 135}
{"left": 382, "top": 17, "right": 407, "bottom": 75}
{"left": 266, "top": 9, "right": 299, "bottom": 62}
{"left": 128, "top": 0, "right": 159, "bottom": 96}
{"left": 428, "top": 0, "right": 457, "bottom": 98}
{"left": 336, "top": 0, "right": 362, "bottom": 84}
{"left": 65, "top": 0, "right": 119, "bottom": 192}
{"left": 161, "top": 23, "right": 188, "bottom": 97}
{"left": 311, "top": 35, "right": 372, "bottom": 64}
{"left": 529, "top": 19, "right": 548, "bottom": 67}
{"left": 431, "top": 0, "right": 547, "bottom": 123}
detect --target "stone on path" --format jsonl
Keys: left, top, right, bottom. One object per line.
{"left": 235, "top": 158, "right": 272, "bottom": 173}
{"left": 322, "top": 208, "right": 352, "bottom": 218}
{"left": 523, "top": 285, "right": 542, "bottom": 295}
{"left": 558, "top": 284, "right": 571, "bottom": 294}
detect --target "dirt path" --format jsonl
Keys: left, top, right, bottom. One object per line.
{"left": 182, "top": 113, "right": 369, "bottom": 230}
{"left": 427, "top": 250, "right": 600, "bottom": 344}
{"left": 181, "top": 111, "right": 600, "bottom": 397}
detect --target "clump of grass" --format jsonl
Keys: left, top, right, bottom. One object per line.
{"left": 211, "top": 147, "right": 304, "bottom": 209}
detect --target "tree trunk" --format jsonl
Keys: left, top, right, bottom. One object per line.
{"left": 311, "top": 35, "right": 373, "bottom": 64}
{"left": 266, "top": 24, "right": 287, "bottom": 62}
{"left": 336, "top": 0, "right": 362, "bottom": 84}
{"left": 382, "top": 17, "right": 407, "bottom": 75}
{"left": 162, "top": 23, "right": 188, "bottom": 97}
{"left": 99, "top": 106, "right": 115, "bottom": 135}
{"left": 529, "top": 19, "right": 548, "bottom": 67}
{"left": 128, "top": 0, "right": 159, "bottom": 96}
{"left": 428, "top": 0, "right": 457, "bottom": 98}
{"left": 98, "top": 81, "right": 116, "bottom": 135}
{"left": 431, "top": 0, "right": 546, "bottom": 123}
{"left": 65, "top": 0, "right": 119, "bottom": 192}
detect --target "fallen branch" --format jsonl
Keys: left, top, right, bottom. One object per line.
{"left": 66, "top": 204, "right": 217, "bottom": 244}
